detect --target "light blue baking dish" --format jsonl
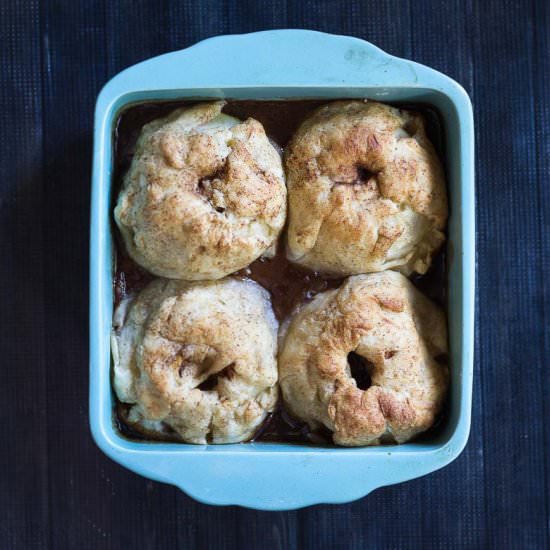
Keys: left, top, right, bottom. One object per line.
{"left": 89, "top": 30, "right": 475, "bottom": 510}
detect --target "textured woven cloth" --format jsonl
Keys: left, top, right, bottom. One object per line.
{"left": 0, "top": 1, "right": 548, "bottom": 548}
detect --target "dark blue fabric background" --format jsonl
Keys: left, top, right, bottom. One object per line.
{"left": 1, "top": 1, "right": 548, "bottom": 548}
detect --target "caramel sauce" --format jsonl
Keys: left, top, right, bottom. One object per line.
{"left": 234, "top": 248, "right": 343, "bottom": 322}
{"left": 112, "top": 99, "right": 447, "bottom": 445}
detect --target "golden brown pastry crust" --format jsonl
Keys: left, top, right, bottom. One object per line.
{"left": 115, "top": 101, "right": 287, "bottom": 280}
{"left": 278, "top": 271, "right": 448, "bottom": 446}
{"left": 112, "top": 277, "right": 279, "bottom": 444}
{"left": 285, "top": 100, "right": 447, "bottom": 276}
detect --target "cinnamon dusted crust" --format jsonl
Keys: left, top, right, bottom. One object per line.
{"left": 278, "top": 271, "right": 448, "bottom": 446}
{"left": 111, "top": 278, "right": 279, "bottom": 444}
{"left": 285, "top": 100, "right": 448, "bottom": 276}
{"left": 115, "top": 101, "right": 287, "bottom": 280}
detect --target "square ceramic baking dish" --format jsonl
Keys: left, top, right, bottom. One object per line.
{"left": 90, "top": 30, "right": 474, "bottom": 510}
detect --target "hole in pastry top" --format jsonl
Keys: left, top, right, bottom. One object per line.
{"left": 347, "top": 352, "right": 373, "bottom": 390}
{"left": 335, "top": 164, "right": 378, "bottom": 186}
{"left": 355, "top": 165, "right": 377, "bottom": 184}
{"left": 197, "top": 362, "right": 237, "bottom": 392}
{"left": 197, "top": 168, "right": 224, "bottom": 190}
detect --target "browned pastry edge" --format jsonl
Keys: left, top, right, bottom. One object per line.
{"left": 278, "top": 271, "right": 448, "bottom": 446}
{"left": 285, "top": 100, "right": 448, "bottom": 276}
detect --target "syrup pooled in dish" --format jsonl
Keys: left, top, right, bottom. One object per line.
{"left": 112, "top": 99, "right": 448, "bottom": 445}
